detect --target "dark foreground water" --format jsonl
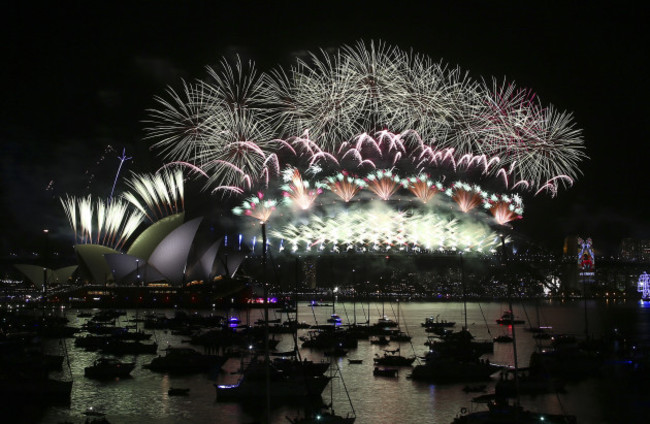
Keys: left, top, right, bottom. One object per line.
{"left": 30, "top": 300, "right": 650, "bottom": 424}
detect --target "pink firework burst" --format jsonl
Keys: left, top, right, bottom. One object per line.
{"left": 282, "top": 168, "right": 322, "bottom": 210}
{"left": 406, "top": 175, "right": 441, "bottom": 204}
{"left": 232, "top": 192, "right": 277, "bottom": 223}
{"left": 488, "top": 194, "right": 524, "bottom": 225}
{"left": 365, "top": 170, "right": 402, "bottom": 201}
{"left": 325, "top": 171, "right": 366, "bottom": 202}
{"left": 490, "top": 202, "right": 521, "bottom": 225}
{"left": 450, "top": 183, "right": 487, "bottom": 213}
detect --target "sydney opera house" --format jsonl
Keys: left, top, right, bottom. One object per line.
{"left": 13, "top": 169, "right": 250, "bottom": 306}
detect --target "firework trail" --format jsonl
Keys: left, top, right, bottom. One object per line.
{"left": 109, "top": 148, "right": 132, "bottom": 201}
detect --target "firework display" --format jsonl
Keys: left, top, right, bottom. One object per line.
{"left": 446, "top": 182, "right": 488, "bottom": 213}
{"left": 122, "top": 168, "right": 185, "bottom": 222}
{"left": 487, "top": 194, "right": 524, "bottom": 226}
{"left": 146, "top": 41, "right": 586, "bottom": 196}
{"left": 60, "top": 195, "right": 144, "bottom": 250}
{"left": 324, "top": 172, "right": 366, "bottom": 202}
{"left": 60, "top": 167, "right": 185, "bottom": 252}
{"left": 281, "top": 167, "right": 323, "bottom": 210}
{"left": 232, "top": 192, "right": 277, "bottom": 223}
{"left": 406, "top": 175, "right": 442, "bottom": 204}
{"left": 48, "top": 40, "right": 583, "bottom": 258}
{"left": 364, "top": 169, "right": 404, "bottom": 201}
{"left": 270, "top": 202, "right": 502, "bottom": 253}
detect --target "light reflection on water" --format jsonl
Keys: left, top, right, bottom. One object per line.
{"left": 36, "top": 300, "right": 649, "bottom": 424}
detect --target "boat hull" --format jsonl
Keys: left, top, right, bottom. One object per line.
{"left": 215, "top": 375, "right": 330, "bottom": 402}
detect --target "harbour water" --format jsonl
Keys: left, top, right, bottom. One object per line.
{"left": 30, "top": 299, "right": 650, "bottom": 424}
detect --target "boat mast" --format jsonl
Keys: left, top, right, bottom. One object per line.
{"left": 293, "top": 256, "right": 300, "bottom": 359}
{"left": 261, "top": 221, "right": 271, "bottom": 424}
{"left": 582, "top": 272, "right": 589, "bottom": 340}
{"left": 460, "top": 252, "right": 468, "bottom": 331}
{"left": 353, "top": 281, "right": 357, "bottom": 326}
{"left": 501, "top": 235, "right": 520, "bottom": 411}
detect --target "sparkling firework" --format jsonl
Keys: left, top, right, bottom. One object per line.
{"left": 270, "top": 203, "right": 501, "bottom": 253}
{"left": 122, "top": 168, "right": 185, "bottom": 222}
{"left": 364, "top": 169, "right": 404, "bottom": 201}
{"left": 232, "top": 192, "right": 277, "bottom": 223}
{"left": 447, "top": 182, "right": 488, "bottom": 213}
{"left": 281, "top": 168, "right": 322, "bottom": 210}
{"left": 60, "top": 195, "right": 144, "bottom": 250}
{"left": 405, "top": 175, "right": 442, "bottom": 204}
{"left": 324, "top": 172, "right": 366, "bottom": 202}
{"left": 487, "top": 194, "right": 524, "bottom": 226}
{"left": 147, "top": 42, "right": 586, "bottom": 195}
{"left": 146, "top": 58, "right": 277, "bottom": 190}
{"left": 473, "top": 80, "right": 587, "bottom": 189}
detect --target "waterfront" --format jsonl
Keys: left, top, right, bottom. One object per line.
{"left": 15, "top": 300, "right": 650, "bottom": 424}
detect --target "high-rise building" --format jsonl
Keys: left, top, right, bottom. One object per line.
{"left": 619, "top": 238, "right": 650, "bottom": 262}
{"left": 640, "top": 240, "right": 650, "bottom": 262}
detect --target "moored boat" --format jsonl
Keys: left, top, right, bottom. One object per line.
{"left": 373, "top": 367, "right": 398, "bottom": 377}
{"left": 215, "top": 373, "right": 330, "bottom": 402}
{"left": 84, "top": 357, "right": 135, "bottom": 379}
{"left": 144, "top": 347, "right": 226, "bottom": 374}
{"left": 215, "top": 357, "right": 330, "bottom": 402}
{"left": 99, "top": 339, "right": 158, "bottom": 355}
{"left": 373, "top": 349, "right": 416, "bottom": 366}
{"left": 422, "top": 315, "right": 456, "bottom": 329}
{"left": 287, "top": 410, "right": 355, "bottom": 424}
{"left": 410, "top": 356, "right": 501, "bottom": 383}
{"left": 451, "top": 398, "right": 577, "bottom": 423}
{"left": 168, "top": 387, "right": 190, "bottom": 396}
{"left": 496, "top": 310, "right": 525, "bottom": 325}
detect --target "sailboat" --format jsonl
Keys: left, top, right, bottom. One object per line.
{"left": 217, "top": 254, "right": 330, "bottom": 403}
{"left": 451, "top": 400, "right": 577, "bottom": 424}
{"left": 411, "top": 253, "right": 499, "bottom": 383}
{"left": 523, "top": 299, "right": 552, "bottom": 339}
{"left": 450, "top": 237, "right": 577, "bottom": 424}
{"left": 215, "top": 355, "right": 331, "bottom": 402}
{"left": 286, "top": 357, "right": 356, "bottom": 424}
{"left": 389, "top": 301, "right": 412, "bottom": 342}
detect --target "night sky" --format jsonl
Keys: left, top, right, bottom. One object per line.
{"left": 1, "top": 2, "right": 649, "bottom": 260}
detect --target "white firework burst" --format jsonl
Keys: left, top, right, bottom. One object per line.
{"left": 146, "top": 41, "right": 586, "bottom": 194}
{"left": 60, "top": 195, "right": 144, "bottom": 250}
{"left": 266, "top": 49, "right": 365, "bottom": 148}
{"left": 123, "top": 168, "right": 185, "bottom": 222}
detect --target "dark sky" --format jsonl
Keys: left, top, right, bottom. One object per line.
{"left": 1, "top": 1, "right": 649, "bottom": 258}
